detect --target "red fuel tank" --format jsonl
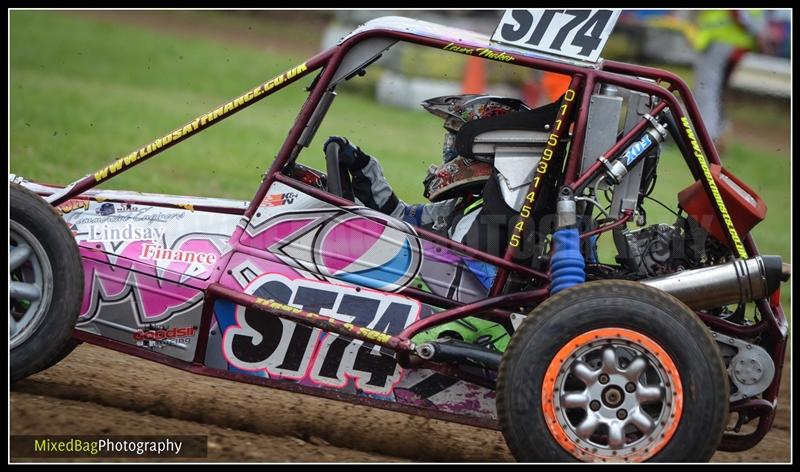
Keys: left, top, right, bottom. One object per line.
{"left": 678, "top": 164, "right": 767, "bottom": 248}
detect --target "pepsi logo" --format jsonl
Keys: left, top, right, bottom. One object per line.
{"left": 256, "top": 208, "right": 423, "bottom": 292}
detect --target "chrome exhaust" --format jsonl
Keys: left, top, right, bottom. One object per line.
{"left": 641, "top": 256, "right": 785, "bottom": 310}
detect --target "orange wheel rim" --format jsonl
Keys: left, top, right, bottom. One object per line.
{"left": 541, "top": 328, "right": 683, "bottom": 462}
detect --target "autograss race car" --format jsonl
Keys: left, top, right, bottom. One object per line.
{"left": 9, "top": 12, "right": 790, "bottom": 462}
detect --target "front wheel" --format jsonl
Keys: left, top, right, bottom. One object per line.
{"left": 10, "top": 182, "right": 84, "bottom": 383}
{"left": 497, "top": 280, "right": 728, "bottom": 462}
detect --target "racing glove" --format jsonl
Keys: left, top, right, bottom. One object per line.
{"left": 323, "top": 136, "right": 371, "bottom": 171}
{"left": 322, "top": 137, "right": 462, "bottom": 235}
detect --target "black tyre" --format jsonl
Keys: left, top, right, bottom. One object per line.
{"left": 497, "top": 280, "right": 728, "bottom": 462}
{"left": 45, "top": 338, "right": 83, "bottom": 368}
{"left": 10, "top": 182, "right": 84, "bottom": 383}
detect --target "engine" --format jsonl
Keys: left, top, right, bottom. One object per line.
{"left": 614, "top": 215, "right": 725, "bottom": 277}
{"left": 616, "top": 222, "right": 688, "bottom": 276}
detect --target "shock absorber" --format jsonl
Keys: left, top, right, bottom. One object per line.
{"left": 550, "top": 187, "right": 585, "bottom": 294}
{"left": 602, "top": 112, "right": 668, "bottom": 185}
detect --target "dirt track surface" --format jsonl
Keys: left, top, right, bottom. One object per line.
{"left": 10, "top": 343, "right": 790, "bottom": 462}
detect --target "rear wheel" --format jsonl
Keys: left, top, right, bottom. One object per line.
{"left": 10, "top": 182, "right": 84, "bottom": 382}
{"left": 497, "top": 280, "right": 728, "bottom": 462}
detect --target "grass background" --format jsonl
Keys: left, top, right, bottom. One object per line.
{"left": 9, "top": 11, "right": 790, "bottom": 312}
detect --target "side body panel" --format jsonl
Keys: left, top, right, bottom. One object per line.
{"left": 50, "top": 182, "right": 501, "bottom": 421}
{"left": 208, "top": 252, "right": 498, "bottom": 420}
{"left": 208, "top": 181, "right": 503, "bottom": 419}
{"left": 58, "top": 197, "right": 242, "bottom": 361}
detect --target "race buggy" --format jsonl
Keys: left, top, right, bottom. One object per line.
{"left": 10, "top": 12, "right": 790, "bottom": 462}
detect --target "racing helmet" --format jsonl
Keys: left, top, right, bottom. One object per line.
{"left": 421, "top": 95, "right": 529, "bottom": 202}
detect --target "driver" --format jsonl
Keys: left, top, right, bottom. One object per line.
{"left": 323, "top": 95, "right": 557, "bottom": 351}
{"left": 323, "top": 95, "right": 529, "bottom": 258}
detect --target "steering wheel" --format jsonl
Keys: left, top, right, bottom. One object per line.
{"left": 324, "top": 142, "right": 355, "bottom": 201}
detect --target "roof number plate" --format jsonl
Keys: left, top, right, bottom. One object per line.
{"left": 492, "top": 9, "right": 621, "bottom": 63}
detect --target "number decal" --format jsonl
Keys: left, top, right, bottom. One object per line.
{"left": 537, "top": 161, "right": 548, "bottom": 173}
{"left": 312, "top": 294, "right": 380, "bottom": 386}
{"left": 501, "top": 10, "right": 534, "bottom": 42}
{"left": 223, "top": 274, "right": 420, "bottom": 395}
{"left": 526, "top": 10, "right": 557, "bottom": 46}
{"left": 492, "top": 9, "right": 621, "bottom": 63}
{"left": 572, "top": 10, "right": 614, "bottom": 56}
{"left": 549, "top": 10, "right": 589, "bottom": 51}
{"left": 506, "top": 87, "right": 578, "bottom": 256}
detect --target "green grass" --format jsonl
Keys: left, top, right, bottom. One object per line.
{"left": 10, "top": 11, "right": 790, "bottom": 313}
{"left": 10, "top": 11, "right": 443, "bottom": 201}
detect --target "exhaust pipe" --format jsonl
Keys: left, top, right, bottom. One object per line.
{"left": 642, "top": 255, "right": 786, "bottom": 310}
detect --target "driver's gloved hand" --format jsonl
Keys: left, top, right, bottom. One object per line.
{"left": 324, "top": 136, "right": 371, "bottom": 171}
